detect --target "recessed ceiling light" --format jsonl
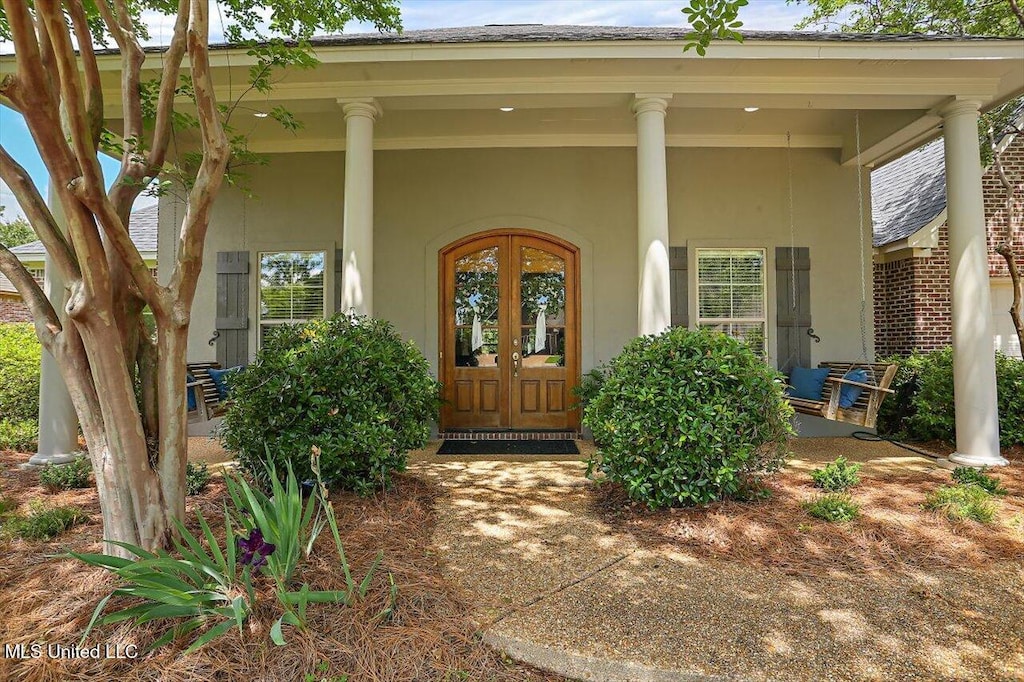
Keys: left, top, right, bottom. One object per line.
{"left": 744, "top": 107, "right": 760, "bottom": 113}
{"left": 499, "top": 106, "right": 515, "bottom": 112}
{"left": 254, "top": 111, "right": 269, "bottom": 118}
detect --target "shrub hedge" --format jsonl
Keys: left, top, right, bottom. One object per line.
{"left": 221, "top": 315, "right": 440, "bottom": 494}
{"left": 877, "top": 349, "right": 1024, "bottom": 447}
{"left": 584, "top": 327, "right": 793, "bottom": 509}
{"left": 0, "top": 323, "right": 41, "bottom": 423}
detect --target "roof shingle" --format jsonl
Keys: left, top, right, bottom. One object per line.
{"left": 870, "top": 139, "right": 948, "bottom": 247}
{"left": 9, "top": 202, "right": 159, "bottom": 257}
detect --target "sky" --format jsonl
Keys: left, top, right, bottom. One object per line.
{"left": 0, "top": 0, "right": 817, "bottom": 223}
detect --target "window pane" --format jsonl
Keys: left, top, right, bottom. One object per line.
{"left": 698, "top": 284, "right": 731, "bottom": 318}
{"left": 697, "top": 248, "right": 766, "bottom": 355}
{"left": 519, "top": 247, "right": 565, "bottom": 368}
{"left": 454, "top": 247, "right": 499, "bottom": 368}
{"left": 731, "top": 285, "right": 764, "bottom": 317}
{"left": 259, "top": 251, "right": 325, "bottom": 323}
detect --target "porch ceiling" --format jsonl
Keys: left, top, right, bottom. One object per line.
{"left": 8, "top": 31, "right": 1019, "bottom": 168}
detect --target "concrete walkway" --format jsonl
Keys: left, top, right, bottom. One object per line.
{"left": 410, "top": 439, "right": 1024, "bottom": 682}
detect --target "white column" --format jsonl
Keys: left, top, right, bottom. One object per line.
{"left": 633, "top": 94, "right": 673, "bottom": 336}
{"left": 338, "top": 98, "right": 380, "bottom": 317}
{"left": 941, "top": 99, "right": 1006, "bottom": 467}
{"left": 30, "top": 184, "right": 79, "bottom": 465}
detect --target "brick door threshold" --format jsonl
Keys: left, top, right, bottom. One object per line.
{"left": 439, "top": 431, "right": 580, "bottom": 441}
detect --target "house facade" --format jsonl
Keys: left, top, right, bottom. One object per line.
{"left": 15, "top": 25, "right": 1024, "bottom": 466}
{"left": 0, "top": 204, "right": 159, "bottom": 323}
{"left": 873, "top": 132, "right": 1024, "bottom": 359}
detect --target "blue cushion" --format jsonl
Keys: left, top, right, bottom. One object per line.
{"left": 186, "top": 373, "right": 197, "bottom": 411}
{"left": 787, "top": 366, "right": 830, "bottom": 401}
{"left": 839, "top": 369, "right": 869, "bottom": 409}
{"left": 208, "top": 366, "right": 241, "bottom": 401}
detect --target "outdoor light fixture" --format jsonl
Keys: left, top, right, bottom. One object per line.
{"left": 744, "top": 107, "right": 760, "bottom": 113}
{"left": 254, "top": 111, "right": 269, "bottom": 118}
{"left": 499, "top": 107, "right": 515, "bottom": 112}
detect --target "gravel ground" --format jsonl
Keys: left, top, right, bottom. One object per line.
{"left": 412, "top": 439, "right": 1024, "bottom": 682}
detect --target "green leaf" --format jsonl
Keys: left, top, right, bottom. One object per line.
{"left": 182, "top": 619, "right": 236, "bottom": 656}
{"left": 269, "top": 617, "right": 287, "bottom": 646}
{"left": 79, "top": 593, "right": 113, "bottom": 645}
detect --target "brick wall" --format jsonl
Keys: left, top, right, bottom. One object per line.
{"left": 0, "top": 295, "right": 33, "bottom": 323}
{"left": 874, "top": 133, "right": 1024, "bottom": 357}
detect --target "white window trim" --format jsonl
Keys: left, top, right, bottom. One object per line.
{"left": 686, "top": 240, "right": 777, "bottom": 368}
{"left": 250, "top": 242, "right": 335, "bottom": 354}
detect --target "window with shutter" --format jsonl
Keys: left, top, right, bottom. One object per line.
{"left": 258, "top": 251, "right": 326, "bottom": 346}
{"left": 696, "top": 248, "right": 767, "bottom": 355}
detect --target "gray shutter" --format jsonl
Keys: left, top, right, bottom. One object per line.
{"left": 669, "top": 246, "right": 688, "bottom": 328}
{"left": 216, "top": 251, "right": 249, "bottom": 367}
{"left": 776, "top": 246, "right": 811, "bottom": 373}
{"left": 334, "top": 248, "right": 344, "bottom": 314}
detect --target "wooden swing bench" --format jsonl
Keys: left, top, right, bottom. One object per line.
{"left": 786, "top": 362, "right": 898, "bottom": 429}
{"left": 186, "top": 362, "right": 228, "bottom": 436}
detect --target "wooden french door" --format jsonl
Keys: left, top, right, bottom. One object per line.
{"left": 440, "top": 231, "right": 580, "bottom": 431}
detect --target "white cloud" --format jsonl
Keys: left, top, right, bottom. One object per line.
{"left": 2, "top": 1, "right": 819, "bottom": 54}
{"left": 344, "top": 0, "right": 814, "bottom": 33}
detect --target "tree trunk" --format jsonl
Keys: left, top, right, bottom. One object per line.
{"left": 996, "top": 244, "right": 1024, "bottom": 354}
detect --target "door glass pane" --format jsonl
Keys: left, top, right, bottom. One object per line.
{"left": 454, "top": 247, "right": 499, "bottom": 367}
{"left": 519, "top": 247, "right": 565, "bottom": 368}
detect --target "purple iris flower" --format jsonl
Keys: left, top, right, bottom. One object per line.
{"left": 237, "top": 528, "right": 276, "bottom": 568}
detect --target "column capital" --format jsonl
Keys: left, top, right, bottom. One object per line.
{"left": 938, "top": 97, "right": 982, "bottom": 121}
{"left": 632, "top": 94, "right": 672, "bottom": 117}
{"left": 338, "top": 98, "right": 382, "bottom": 121}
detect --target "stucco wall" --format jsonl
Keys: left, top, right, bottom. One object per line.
{"left": 668, "top": 147, "right": 873, "bottom": 365}
{"left": 164, "top": 146, "right": 873, "bottom": 375}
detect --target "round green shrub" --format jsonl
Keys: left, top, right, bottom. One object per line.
{"left": 221, "top": 315, "right": 441, "bottom": 494}
{"left": 0, "top": 323, "right": 41, "bottom": 422}
{"left": 878, "top": 349, "right": 1024, "bottom": 448}
{"left": 584, "top": 327, "right": 794, "bottom": 509}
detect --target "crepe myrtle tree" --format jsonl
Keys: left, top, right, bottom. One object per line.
{"left": 0, "top": 0, "right": 400, "bottom": 557}
{"left": 687, "top": 0, "right": 1024, "bottom": 353}
{"left": 792, "top": 0, "right": 1024, "bottom": 355}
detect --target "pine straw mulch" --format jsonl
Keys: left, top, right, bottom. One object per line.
{"left": 592, "top": 447, "right": 1024, "bottom": 578}
{"left": 0, "top": 451, "right": 563, "bottom": 682}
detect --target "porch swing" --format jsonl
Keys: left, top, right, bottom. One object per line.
{"left": 780, "top": 115, "right": 897, "bottom": 429}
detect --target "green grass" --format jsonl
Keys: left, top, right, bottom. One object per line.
{"left": 1, "top": 500, "right": 89, "bottom": 540}
{"left": 951, "top": 466, "right": 1007, "bottom": 496}
{"left": 810, "top": 456, "right": 862, "bottom": 492}
{"left": 38, "top": 456, "right": 93, "bottom": 492}
{"left": 924, "top": 484, "right": 997, "bottom": 524}
{"left": 803, "top": 494, "right": 860, "bottom": 523}
{"left": 186, "top": 461, "right": 212, "bottom": 496}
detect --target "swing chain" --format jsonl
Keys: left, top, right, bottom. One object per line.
{"left": 855, "top": 111, "right": 870, "bottom": 362}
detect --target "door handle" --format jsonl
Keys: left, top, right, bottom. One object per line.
{"left": 512, "top": 351, "right": 520, "bottom": 378}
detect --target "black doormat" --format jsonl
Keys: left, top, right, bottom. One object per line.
{"left": 437, "top": 439, "right": 580, "bottom": 455}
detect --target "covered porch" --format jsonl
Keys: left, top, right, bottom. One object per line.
{"left": 35, "top": 26, "right": 1024, "bottom": 466}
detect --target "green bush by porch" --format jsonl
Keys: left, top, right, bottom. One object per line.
{"left": 584, "top": 327, "right": 794, "bottom": 509}
{"left": 221, "top": 315, "right": 441, "bottom": 494}
{"left": 0, "top": 323, "right": 40, "bottom": 452}
{"left": 878, "top": 349, "right": 1024, "bottom": 447}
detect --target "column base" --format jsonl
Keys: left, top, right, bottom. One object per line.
{"left": 26, "top": 452, "right": 80, "bottom": 467}
{"left": 947, "top": 451, "right": 1009, "bottom": 468}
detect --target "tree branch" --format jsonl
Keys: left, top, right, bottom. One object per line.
{"left": 989, "top": 126, "right": 1024, "bottom": 356}
{"left": 34, "top": 3, "right": 61, "bottom": 111}
{"left": 146, "top": 0, "right": 191, "bottom": 172}
{"left": 170, "top": 0, "right": 230, "bottom": 309}
{"left": 0, "top": 145, "right": 80, "bottom": 282}
{"left": 0, "top": 245, "right": 60, "bottom": 345}
{"left": 35, "top": 0, "right": 106, "bottom": 201}
{"left": 66, "top": 0, "right": 105, "bottom": 151}
{"left": 1008, "top": 0, "right": 1024, "bottom": 30}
